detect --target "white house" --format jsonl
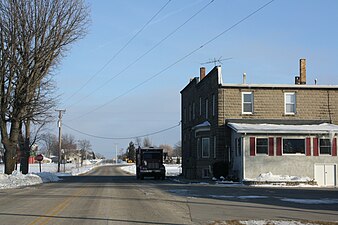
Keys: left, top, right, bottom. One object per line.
{"left": 228, "top": 123, "right": 338, "bottom": 186}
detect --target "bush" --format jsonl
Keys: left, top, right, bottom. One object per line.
{"left": 212, "top": 161, "right": 228, "bottom": 179}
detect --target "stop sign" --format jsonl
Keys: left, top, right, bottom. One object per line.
{"left": 35, "top": 154, "right": 44, "bottom": 162}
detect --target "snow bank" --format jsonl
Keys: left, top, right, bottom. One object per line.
{"left": 0, "top": 161, "right": 100, "bottom": 189}
{"left": 0, "top": 171, "right": 42, "bottom": 189}
{"left": 35, "top": 172, "right": 61, "bottom": 182}
{"left": 245, "top": 172, "right": 312, "bottom": 182}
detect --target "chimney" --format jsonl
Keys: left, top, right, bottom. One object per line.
{"left": 243, "top": 73, "right": 246, "bottom": 84}
{"left": 200, "top": 67, "right": 206, "bottom": 80}
{"left": 295, "top": 76, "right": 300, "bottom": 85}
{"left": 300, "top": 58, "right": 306, "bottom": 84}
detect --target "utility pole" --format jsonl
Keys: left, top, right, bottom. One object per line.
{"left": 56, "top": 109, "right": 66, "bottom": 172}
{"left": 114, "top": 143, "right": 118, "bottom": 164}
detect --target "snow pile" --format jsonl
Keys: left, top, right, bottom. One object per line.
{"left": 35, "top": 172, "right": 61, "bottom": 182}
{"left": 0, "top": 171, "right": 43, "bottom": 189}
{"left": 165, "top": 164, "right": 182, "bottom": 176}
{"left": 120, "top": 164, "right": 136, "bottom": 174}
{"left": 246, "top": 172, "right": 312, "bottom": 182}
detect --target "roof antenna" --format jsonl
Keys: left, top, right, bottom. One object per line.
{"left": 201, "top": 56, "right": 232, "bottom": 67}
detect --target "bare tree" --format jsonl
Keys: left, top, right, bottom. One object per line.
{"left": 135, "top": 137, "right": 142, "bottom": 147}
{"left": 143, "top": 137, "right": 152, "bottom": 148}
{"left": 159, "top": 144, "right": 174, "bottom": 157}
{"left": 40, "top": 132, "right": 58, "bottom": 157}
{"left": 0, "top": 0, "right": 89, "bottom": 174}
{"left": 78, "top": 139, "right": 91, "bottom": 166}
{"left": 173, "top": 141, "right": 182, "bottom": 157}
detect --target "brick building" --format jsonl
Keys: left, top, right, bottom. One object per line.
{"left": 181, "top": 59, "right": 338, "bottom": 185}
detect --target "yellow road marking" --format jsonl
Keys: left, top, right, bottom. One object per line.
{"left": 28, "top": 188, "right": 88, "bottom": 225}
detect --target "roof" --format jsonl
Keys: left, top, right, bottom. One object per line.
{"left": 228, "top": 123, "right": 338, "bottom": 134}
{"left": 192, "top": 121, "right": 211, "bottom": 133}
{"left": 221, "top": 84, "right": 338, "bottom": 89}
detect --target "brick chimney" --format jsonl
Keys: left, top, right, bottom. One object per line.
{"left": 300, "top": 59, "right": 306, "bottom": 84}
{"left": 200, "top": 67, "right": 206, "bottom": 80}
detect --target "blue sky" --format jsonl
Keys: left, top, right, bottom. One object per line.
{"left": 54, "top": 0, "right": 338, "bottom": 158}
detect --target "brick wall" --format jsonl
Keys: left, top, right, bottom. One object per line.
{"left": 220, "top": 87, "right": 338, "bottom": 124}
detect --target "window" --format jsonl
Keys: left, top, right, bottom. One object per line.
{"left": 283, "top": 138, "right": 305, "bottom": 154}
{"left": 242, "top": 92, "right": 253, "bottom": 114}
{"left": 320, "top": 139, "right": 331, "bottom": 155}
{"left": 256, "top": 138, "right": 268, "bottom": 154}
{"left": 237, "top": 138, "right": 242, "bottom": 156}
{"left": 202, "top": 168, "right": 209, "bottom": 178}
{"left": 199, "top": 97, "right": 202, "bottom": 116}
{"left": 205, "top": 98, "right": 209, "bottom": 119}
{"left": 213, "top": 136, "right": 217, "bottom": 158}
{"left": 285, "top": 93, "right": 296, "bottom": 114}
{"left": 212, "top": 94, "right": 216, "bottom": 116}
{"left": 202, "top": 137, "right": 210, "bottom": 158}
{"left": 192, "top": 102, "right": 196, "bottom": 120}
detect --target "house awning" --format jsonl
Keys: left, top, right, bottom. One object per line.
{"left": 228, "top": 123, "right": 338, "bottom": 135}
{"left": 192, "top": 121, "right": 211, "bottom": 135}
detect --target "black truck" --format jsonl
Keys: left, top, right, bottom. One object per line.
{"left": 136, "top": 147, "right": 165, "bottom": 180}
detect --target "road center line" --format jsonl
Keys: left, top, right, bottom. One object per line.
{"left": 28, "top": 188, "right": 88, "bottom": 225}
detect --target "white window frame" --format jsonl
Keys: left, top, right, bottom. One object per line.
{"left": 256, "top": 137, "right": 268, "bottom": 155}
{"left": 242, "top": 92, "right": 253, "bottom": 114}
{"left": 282, "top": 138, "right": 306, "bottom": 155}
{"left": 284, "top": 92, "right": 296, "bottom": 115}
{"left": 202, "top": 137, "right": 210, "bottom": 158}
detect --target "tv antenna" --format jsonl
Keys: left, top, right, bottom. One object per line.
{"left": 201, "top": 56, "right": 232, "bottom": 66}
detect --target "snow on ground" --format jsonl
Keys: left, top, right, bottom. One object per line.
{"left": 281, "top": 198, "right": 338, "bottom": 204}
{"left": 212, "top": 220, "right": 328, "bottom": 225}
{"left": 245, "top": 172, "right": 312, "bottom": 182}
{"left": 0, "top": 159, "right": 102, "bottom": 190}
{"left": 120, "top": 164, "right": 182, "bottom": 177}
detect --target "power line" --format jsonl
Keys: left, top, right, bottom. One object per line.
{"left": 70, "top": 0, "right": 275, "bottom": 121}
{"left": 66, "top": 0, "right": 215, "bottom": 109}
{"left": 63, "top": 0, "right": 172, "bottom": 105}
{"left": 63, "top": 122, "right": 181, "bottom": 140}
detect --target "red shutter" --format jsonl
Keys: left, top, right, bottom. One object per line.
{"left": 313, "top": 138, "right": 319, "bottom": 156}
{"left": 332, "top": 138, "right": 337, "bottom": 156}
{"left": 250, "top": 137, "right": 256, "bottom": 156}
{"left": 268, "top": 137, "right": 274, "bottom": 156}
{"left": 306, "top": 137, "right": 311, "bottom": 156}
{"left": 276, "top": 137, "right": 282, "bottom": 156}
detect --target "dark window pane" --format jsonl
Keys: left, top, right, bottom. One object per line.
{"left": 320, "top": 139, "right": 331, "bottom": 155}
{"left": 244, "top": 94, "right": 252, "bottom": 102}
{"left": 243, "top": 103, "right": 252, "bottom": 113}
{"left": 283, "top": 139, "right": 305, "bottom": 154}
{"left": 256, "top": 138, "right": 268, "bottom": 154}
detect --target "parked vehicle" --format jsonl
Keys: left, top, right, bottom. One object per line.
{"left": 136, "top": 147, "right": 165, "bottom": 180}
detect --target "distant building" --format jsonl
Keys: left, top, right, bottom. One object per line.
{"left": 181, "top": 59, "right": 338, "bottom": 186}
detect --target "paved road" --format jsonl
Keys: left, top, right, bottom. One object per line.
{"left": 0, "top": 165, "right": 337, "bottom": 225}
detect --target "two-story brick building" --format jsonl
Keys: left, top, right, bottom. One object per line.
{"left": 181, "top": 59, "right": 338, "bottom": 186}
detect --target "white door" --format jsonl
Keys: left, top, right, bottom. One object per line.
{"left": 325, "top": 165, "right": 336, "bottom": 186}
{"left": 315, "top": 164, "right": 337, "bottom": 186}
